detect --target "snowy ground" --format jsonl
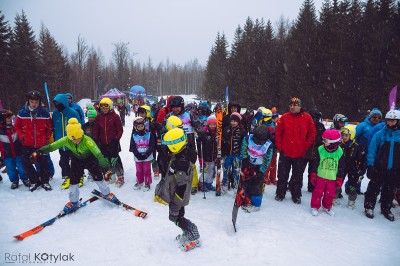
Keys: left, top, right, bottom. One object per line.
{"left": 1, "top": 103, "right": 400, "bottom": 266}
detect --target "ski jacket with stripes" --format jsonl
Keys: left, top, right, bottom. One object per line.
{"left": 275, "top": 110, "right": 316, "bottom": 159}
{"left": 222, "top": 125, "right": 246, "bottom": 157}
{"left": 0, "top": 124, "right": 23, "bottom": 159}
{"left": 367, "top": 126, "right": 400, "bottom": 170}
{"left": 14, "top": 106, "right": 52, "bottom": 148}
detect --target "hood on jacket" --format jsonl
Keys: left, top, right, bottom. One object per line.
{"left": 53, "top": 94, "right": 69, "bottom": 108}
{"left": 65, "top": 93, "right": 74, "bottom": 103}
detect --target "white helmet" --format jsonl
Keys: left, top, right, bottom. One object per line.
{"left": 385, "top": 110, "right": 400, "bottom": 120}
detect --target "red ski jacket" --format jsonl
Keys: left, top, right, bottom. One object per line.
{"left": 275, "top": 110, "right": 316, "bottom": 158}
{"left": 93, "top": 110, "right": 123, "bottom": 145}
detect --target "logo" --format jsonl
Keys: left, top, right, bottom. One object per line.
{"left": 4, "top": 252, "right": 75, "bottom": 264}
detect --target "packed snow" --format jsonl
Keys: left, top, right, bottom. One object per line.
{"left": 1, "top": 98, "right": 399, "bottom": 266}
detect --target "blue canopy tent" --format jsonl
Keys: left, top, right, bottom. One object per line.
{"left": 130, "top": 85, "right": 146, "bottom": 99}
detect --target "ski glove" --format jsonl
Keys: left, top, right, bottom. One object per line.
{"left": 310, "top": 173, "right": 317, "bottom": 186}
{"left": 30, "top": 150, "right": 44, "bottom": 164}
{"left": 335, "top": 177, "right": 344, "bottom": 189}
{"left": 367, "top": 166, "right": 376, "bottom": 180}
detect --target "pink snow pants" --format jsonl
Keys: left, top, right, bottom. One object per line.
{"left": 310, "top": 177, "right": 336, "bottom": 210}
{"left": 135, "top": 161, "right": 152, "bottom": 185}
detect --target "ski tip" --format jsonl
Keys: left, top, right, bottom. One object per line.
{"left": 134, "top": 210, "right": 148, "bottom": 219}
{"left": 14, "top": 235, "right": 24, "bottom": 241}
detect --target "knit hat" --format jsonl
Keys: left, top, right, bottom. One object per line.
{"left": 290, "top": 97, "right": 302, "bottom": 107}
{"left": 230, "top": 112, "right": 242, "bottom": 123}
{"left": 66, "top": 118, "right": 83, "bottom": 140}
{"left": 368, "top": 108, "right": 382, "bottom": 118}
{"left": 87, "top": 108, "right": 97, "bottom": 118}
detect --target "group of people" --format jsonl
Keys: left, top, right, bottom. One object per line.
{"left": 1, "top": 91, "right": 399, "bottom": 250}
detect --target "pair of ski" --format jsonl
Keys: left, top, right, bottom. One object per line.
{"left": 14, "top": 189, "right": 147, "bottom": 240}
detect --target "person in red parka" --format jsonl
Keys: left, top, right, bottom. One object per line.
{"left": 92, "top": 98, "right": 125, "bottom": 187}
{"left": 156, "top": 96, "right": 174, "bottom": 123}
{"left": 274, "top": 97, "right": 316, "bottom": 204}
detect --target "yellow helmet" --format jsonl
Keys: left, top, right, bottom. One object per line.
{"left": 162, "top": 128, "right": 187, "bottom": 154}
{"left": 138, "top": 105, "right": 151, "bottom": 118}
{"left": 166, "top": 116, "right": 183, "bottom": 131}
{"left": 340, "top": 125, "right": 356, "bottom": 140}
{"left": 99, "top": 98, "right": 113, "bottom": 110}
{"left": 261, "top": 108, "right": 272, "bottom": 122}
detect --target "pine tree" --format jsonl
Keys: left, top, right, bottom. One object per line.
{"left": 0, "top": 11, "right": 12, "bottom": 110}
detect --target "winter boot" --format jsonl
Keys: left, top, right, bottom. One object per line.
{"left": 29, "top": 182, "right": 41, "bottom": 192}
{"left": 115, "top": 176, "right": 125, "bottom": 188}
{"left": 322, "top": 207, "right": 334, "bottom": 216}
{"left": 134, "top": 182, "right": 142, "bottom": 190}
{"left": 275, "top": 194, "right": 284, "bottom": 202}
{"left": 42, "top": 183, "right": 52, "bottom": 191}
{"left": 61, "top": 177, "right": 70, "bottom": 189}
{"left": 78, "top": 176, "right": 84, "bottom": 187}
{"left": 381, "top": 210, "right": 395, "bottom": 221}
{"left": 292, "top": 196, "right": 301, "bottom": 204}
{"left": 11, "top": 181, "right": 19, "bottom": 189}
{"left": 22, "top": 179, "right": 31, "bottom": 187}
{"left": 347, "top": 200, "right": 356, "bottom": 210}
{"left": 311, "top": 208, "right": 319, "bottom": 216}
{"left": 244, "top": 205, "right": 260, "bottom": 213}
{"left": 143, "top": 184, "right": 150, "bottom": 192}
{"left": 63, "top": 201, "right": 79, "bottom": 214}
{"left": 365, "top": 208, "right": 374, "bottom": 219}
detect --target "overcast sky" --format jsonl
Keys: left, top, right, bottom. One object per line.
{"left": 1, "top": 0, "right": 324, "bottom": 66}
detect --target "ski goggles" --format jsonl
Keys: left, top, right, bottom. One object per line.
{"left": 161, "top": 133, "right": 187, "bottom": 146}
{"left": 340, "top": 128, "right": 355, "bottom": 135}
{"left": 99, "top": 103, "right": 109, "bottom": 108}
{"left": 337, "top": 117, "right": 348, "bottom": 123}
{"left": 323, "top": 137, "right": 341, "bottom": 145}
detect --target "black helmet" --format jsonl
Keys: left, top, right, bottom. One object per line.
{"left": 253, "top": 125, "right": 269, "bottom": 145}
{"left": 26, "top": 90, "right": 42, "bottom": 101}
{"left": 0, "top": 109, "right": 13, "bottom": 124}
{"left": 170, "top": 96, "right": 184, "bottom": 109}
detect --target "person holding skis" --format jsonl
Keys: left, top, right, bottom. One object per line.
{"left": 275, "top": 97, "right": 316, "bottom": 204}
{"left": 14, "top": 90, "right": 53, "bottom": 192}
{"left": 309, "top": 129, "right": 345, "bottom": 216}
{"left": 154, "top": 127, "right": 200, "bottom": 251}
{"left": 93, "top": 98, "right": 125, "bottom": 187}
{"left": 51, "top": 93, "right": 82, "bottom": 189}
{"left": 364, "top": 109, "right": 400, "bottom": 221}
{"left": 0, "top": 109, "right": 30, "bottom": 189}
{"left": 37, "top": 118, "right": 118, "bottom": 213}
{"left": 239, "top": 125, "right": 273, "bottom": 212}
{"left": 130, "top": 117, "right": 156, "bottom": 191}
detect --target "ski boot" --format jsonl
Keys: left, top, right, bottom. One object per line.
{"left": 381, "top": 210, "right": 395, "bottom": 221}
{"left": 22, "top": 179, "right": 31, "bottom": 187}
{"left": 347, "top": 200, "right": 356, "bottom": 210}
{"left": 78, "top": 176, "right": 84, "bottom": 187}
{"left": 292, "top": 196, "right": 301, "bottom": 204}
{"left": 143, "top": 184, "right": 150, "bottom": 192}
{"left": 63, "top": 201, "right": 79, "bottom": 214}
{"left": 176, "top": 232, "right": 188, "bottom": 244}
{"left": 61, "top": 177, "right": 70, "bottom": 189}
{"left": 311, "top": 208, "right": 319, "bottom": 216}
{"left": 104, "top": 193, "right": 119, "bottom": 203}
{"left": 134, "top": 182, "right": 142, "bottom": 190}
{"left": 42, "top": 183, "right": 52, "bottom": 191}
{"left": 29, "top": 182, "right": 41, "bottom": 192}
{"left": 275, "top": 194, "right": 284, "bottom": 202}
{"left": 115, "top": 176, "right": 125, "bottom": 188}
{"left": 322, "top": 207, "right": 334, "bottom": 216}
{"left": 243, "top": 205, "right": 260, "bottom": 213}
{"left": 180, "top": 239, "right": 201, "bottom": 252}
{"left": 11, "top": 181, "right": 19, "bottom": 189}
{"left": 365, "top": 208, "right": 374, "bottom": 219}
{"left": 332, "top": 198, "right": 341, "bottom": 206}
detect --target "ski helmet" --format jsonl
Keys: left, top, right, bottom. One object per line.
{"left": 170, "top": 96, "right": 185, "bottom": 109}
{"left": 332, "top": 114, "right": 348, "bottom": 129}
{"left": 253, "top": 125, "right": 270, "bottom": 145}
{"left": 166, "top": 116, "right": 183, "bottom": 131}
{"left": 340, "top": 125, "right": 356, "bottom": 140}
{"left": 206, "top": 115, "right": 217, "bottom": 126}
{"left": 162, "top": 128, "right": 187, "bottom": 154}
{"left": 0, "top": 109, "right": 13, "bottom": 125}
{"left": 138, "top": 105, "right": 151, "bottom": 118}
{"left": 322, "top": 129, "right": 341, "bottom": 151}
{"left": 26, "top": 90, "right": 42, "bottom": 101}
{"left": 385, "top": 110, "right": 400, "bottom": 129}
{"left": 99, "top": 98, "right": 113, "bottom": 110}
{"left": 133, "top": 116, "right": 145, "bottom": 131}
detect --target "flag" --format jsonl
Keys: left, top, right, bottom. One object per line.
{"left": 389, "top": 86, "right": 397, "bottom": 110}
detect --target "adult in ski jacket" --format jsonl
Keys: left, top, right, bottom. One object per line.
{"left": 275, "top": 97, "right": 316, "bottom": 204}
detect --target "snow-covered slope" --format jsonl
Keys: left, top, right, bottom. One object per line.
{"left": 1, "top": 111, "right": 399, "bottom": 266}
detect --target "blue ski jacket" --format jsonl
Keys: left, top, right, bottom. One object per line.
{"left": 367, "top": 126, "right": 400, "bottom": 170}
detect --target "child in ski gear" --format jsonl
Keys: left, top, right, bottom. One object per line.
{"left": 304, "top": 110, "right": 326, "bottom": 192}
{"left": 275, "top": 97, "right": 316, "bottom": 204}
{"left": 82, "top": 106, "right": 97, "bottom": 181}
{"left": 239, "top": 125, "right": 273, "bottom": 212}
{"left": 14, "top": 90, "right": 53, "bottom": 192}
{"left": 165, "top": 96, "right": 204, "bottom": 195}
{"left": 197, "top": 115, "right": 218, "bottom": 191}
{"left": 154, "top": 128, "right": 200, "bottom": 251}
{"left": 222, "top": 112, "right": 247, "bottom": 193}
{"left": 0, "top": 109, "right": 29, "bottom": 189}
{"left": 52, "top": 94, "right": 82, "bottom": 189}
{"left": 339, "top": 126, "right": 363, "bottom": 209}
{"left": 129, "top": 117, "right": 156, "bottom": 191}
{"left": 309, "top": 129, "right": 345, "bottom": 216}
{"left": 38, "top": 118, "right": 117, "bottom": 214}
{"left": 364, "top": 110, "right": 400, "bottom": 221}
{"left": 93, "top": 98, "right": 125, "bottom": 187}
{"left": 222, "top": 103, "right": 241, "bottom": 132}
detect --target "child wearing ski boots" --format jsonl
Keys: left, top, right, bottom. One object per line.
{"left": 93, "top": 98, "right": 125, "bottom": 187}
{"left": 310, "top": 129, "right": 345, "bottom": 216}
{"left": 37, "top": 118, "right": 118, "bottom": 214}
{"left": 154, "top": 128, "right": 200, "bottom": 251}
{"left": 14, "top": 90, "right": 53, "bottom": 192}
{"left": 221, "top": 112, "right": 246, "bottom": 193}
{"left": 339, "top": 125, "right": 363, "bottom": 209}
{"left": 197, "top": 115, "right": 218, "bottom": 192}
{"left": 239, "top": 125, "right": 273, "bottom": 212}
{"left": 129, "top": 117, "right": 156, "bottom": 191}
{"left": 364, "top": 110, "right": 400, "bottom": 221}
{"left": 0, "top": 109, "right": 30, "bottom": 189}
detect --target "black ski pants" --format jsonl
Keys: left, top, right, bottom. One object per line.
{"left": 276, "top": 153, "right": 306, "bottom": 198}
{"left": 70, "top": 155, "right": 104, "bottom": 185}
{"left": 22, "top": 146, "right": 51, "bottom": 185}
